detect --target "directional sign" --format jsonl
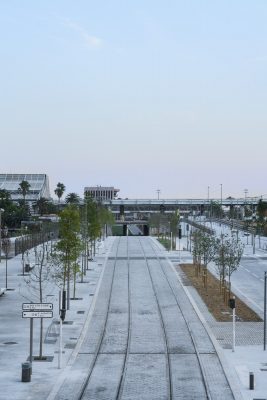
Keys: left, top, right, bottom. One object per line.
{"left": 22, "top": 311, "right": 53, "bottom": 318}
{"left": 22, "top": 303, "right": 53, "bottom": 311}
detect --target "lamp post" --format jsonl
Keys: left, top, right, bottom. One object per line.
{"left": 207, "top": 186, "right": 210, "bottom": 218}
{"left": 264, "top": 271, "right": 267, "bottom": 351}
{"left": 244, "top": 189, "right": 248, "bottom": 219}
{"left": 220, "top": 184, "right": 223, "bottom": 220}
{"left": 0, "top": 208, "right": 4, "bottom": 263}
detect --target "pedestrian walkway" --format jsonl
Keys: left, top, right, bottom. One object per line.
{"left": 0, "top": 237, "right": 115, "bottom": 400}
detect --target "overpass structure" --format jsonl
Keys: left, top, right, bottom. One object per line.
{"left": 103, "top": 197, "right": 262, "bottom": 216}
{"left": 104, "top": 198, "right": 262, "bottom": 207}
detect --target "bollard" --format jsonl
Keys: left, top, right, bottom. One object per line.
{"left": 249, "top": 371, "right": 254, "bottom": 390}
{"left": 21, "top": 362, "right": 31, "bottom": 382}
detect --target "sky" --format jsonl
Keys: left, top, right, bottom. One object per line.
{"left": 1, "top": 1, "right": 267, "bottom": 200}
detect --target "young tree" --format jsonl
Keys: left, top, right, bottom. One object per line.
{"left": 192, "top": 230, "right": 203, "bottom": 268}
{"left": 210, "top": 201, "right": 223, "bottom": 218}
{"left": 54, "top": 182, "right": 66, "bottom": 203}
{"left": 98, "top": 205, "right": 115, "bottom": 239}
{"left": 214, "top": 234, "right": 244, "bottom": 298}
{"left": 2, "top": 236, "right": 11, "bottom": 289}
{"left": 192, "top": 230, "right": 216, "bottom": 287}
{"left": 85, "top": 197, "right": 101, "bottom": 257}
{"left": 226, "top": 237, "right": 244, "bottom": 293}
{"left": 200, "top": 232, "right": 217, "bottom": 267}
{"left": 19, "top": 242, "right": 54, "bottom": 359}
{"left": 52, "top": 205, "right": 82, "bottom": 308}
{"left": 169, "top": 210, "right": 180, "bottom": 250}
{"left": 214, "top": 234, "right": 228, "bottom": 290}
{"left": 149, "top": 213, "right": 162, "bottom": 237}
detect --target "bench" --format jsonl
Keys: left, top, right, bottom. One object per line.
{"left": 0, "top": 288, "right": 6, "bottom": 296}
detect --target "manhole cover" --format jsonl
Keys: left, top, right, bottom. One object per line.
{"left": 3, "top": 342, "right": 17, "bottom": 345}
{"left": 64, "top": 343, "right": 76, "bottom": 349}
{"left": 27, "top": 355, "right": 54, "bottom": 362}
{"left": 77, "top": 311, "right": 85, "bottom": 314}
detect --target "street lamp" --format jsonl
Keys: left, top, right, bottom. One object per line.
{"left": 0, "top": 208, "right": 4, "bottom": 263}
{"left": 220, "top": 184, "right": 223, "bottom": 219}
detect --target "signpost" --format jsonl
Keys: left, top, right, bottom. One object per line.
{"left": 22, "top": 311, "right": 53, "bottom": 318}
{"left": 22, "top": 303, "right": 53, "bottom": 377}
{"left": 229, "top": 297, "right": 236, "bottom": 352}
{"left": 22, "top": 303, "right": 53, "bottom": 311}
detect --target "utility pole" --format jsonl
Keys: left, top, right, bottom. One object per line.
{"left": 156, "top": 189, "right": 161, "bottom": 200}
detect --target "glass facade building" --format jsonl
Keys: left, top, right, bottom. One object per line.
{"left": 0, "top": 174, "right": 50, "bottom": 202}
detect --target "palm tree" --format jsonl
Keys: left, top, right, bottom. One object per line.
{"left": 54, "top": 182, "right": 65, "bottom": 203}
{"left": 65, "top": 192, "right": 81, "bottom": 205}
{"left": 34, "top": 197, "right": 49, "bottom": 215}
{"left": 18, "top": 180, "right": 31, "bottom": 204}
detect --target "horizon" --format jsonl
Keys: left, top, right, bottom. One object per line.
{"left": 1, "top": 1, "right": 266, "bottom": 200}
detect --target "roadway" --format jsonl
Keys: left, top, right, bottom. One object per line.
{"left": 188, "top": 218, "right": 267, "bottom": 318}
{"left": 54, "top": 236, "right": 237, "bottom": 400}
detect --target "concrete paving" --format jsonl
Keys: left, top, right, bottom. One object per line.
{"left": 52, "top": 236, "right": 238, "bottom": 400}
{"left": 0, "top": 231, "right": 260, "bottom": 400}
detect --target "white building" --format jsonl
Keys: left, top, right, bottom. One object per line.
{"left": 84, "top": 186, "right": 119, "bottom": 202}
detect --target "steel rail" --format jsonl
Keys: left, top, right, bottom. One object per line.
{"left": 115, "top": 235, "right": 132, "bottom": 400}
{"left": 148, "top": 238, "right": 236, "bottom": 400}
{"left": 138, "top": 238, "right": 173, "bottom": 400}
{"left": 146, "top": 238, "right": 212, "bottom": 399}
{"left": 77, "top": 237, "right": 121, "bottom": 400}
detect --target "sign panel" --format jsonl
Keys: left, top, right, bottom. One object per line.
{"left": 22, "top": 311, "right": 53, "bottom": 318}
{"left": 22, "top": 303, "right": 53, "bottom": 311}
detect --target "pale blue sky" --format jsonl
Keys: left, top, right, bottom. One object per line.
{"left": 1, "top": 1, "right": 267, "bottom": 199}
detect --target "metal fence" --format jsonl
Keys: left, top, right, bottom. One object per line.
{"left": 14, "top": 231, "right": 58, "bottom": 257}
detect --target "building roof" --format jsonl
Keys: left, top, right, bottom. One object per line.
{"left": 0, "top": 174, "right": 50, "bottom": 201}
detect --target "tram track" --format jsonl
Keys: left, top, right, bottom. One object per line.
{"left": 54, "top": 236, "right": 237, "bottom": 400}
{"left": 145, "top": 238, "right": 236, "bottom": 400}
{"left": 114, "top": 236, "right": 131, "bottom": 400}
{"left": 138, "top": 238, "right": 173, "bottom": 400}
{"left": 77, "top": 238, "right": 122, "bottom": 400}
{"left": 77, "top": 236, "right": 132, "bottom": 400}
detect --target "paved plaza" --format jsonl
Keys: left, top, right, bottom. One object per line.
{"left": 1, "top": 233, "right": 266, "bottom": 399}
